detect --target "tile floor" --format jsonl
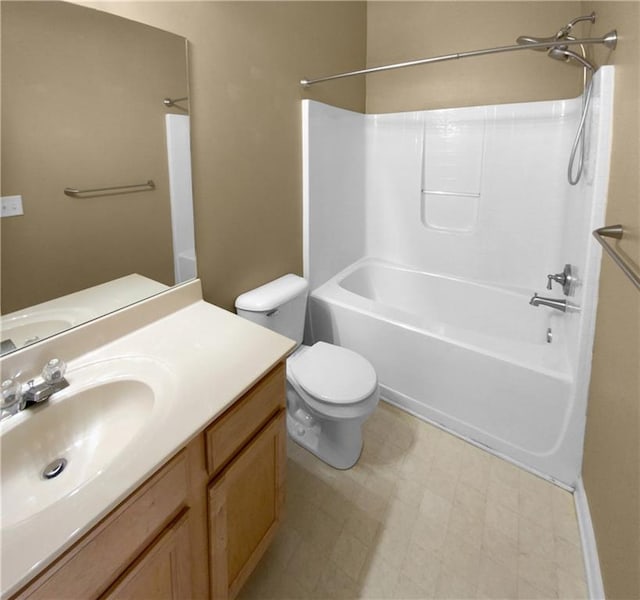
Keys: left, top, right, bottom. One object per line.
{"left": 239, "top": 402, "right": 588, "bottom": 599}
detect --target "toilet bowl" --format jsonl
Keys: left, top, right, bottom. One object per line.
{"left": 286, "top": 342, "right": 379, "bottom": 469}
{"left": 235, "top": 274, "right": 379, "bottom": 469}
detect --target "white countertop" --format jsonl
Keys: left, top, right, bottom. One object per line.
{"left": 0, "top": 288, "right": 294, "bottom": 597}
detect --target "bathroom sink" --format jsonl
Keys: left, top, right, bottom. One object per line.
{"left": 0, "top": 377, "right": 155, "bottom": 528}
{"left": 2, "top": 317, "right": 74, "bottom": 347}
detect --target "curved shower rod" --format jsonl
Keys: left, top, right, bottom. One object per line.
{"left": 300, "top": 32, "right": 617, "bottom": 87}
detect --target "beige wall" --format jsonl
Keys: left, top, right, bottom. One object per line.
{"left": 366, "top": 2, "right": 583, "bottom": 113}
{"left": 581, "top": 3, "right": 640, "bottom": 599}
{"left": 1, "top": 1, "right": 186, "bottom": 313}
{"left": 81, "top": 1, "right": 367, "bottom": 311}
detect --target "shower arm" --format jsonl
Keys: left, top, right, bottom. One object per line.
{"left": 300, "top": 32, "right": 617, "bottom": 87}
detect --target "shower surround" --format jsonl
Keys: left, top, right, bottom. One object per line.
{"left": 302, "top": 67, "right": 614, "bottom": 487}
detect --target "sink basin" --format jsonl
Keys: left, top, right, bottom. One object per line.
{"left": 1, "top": 308, "right": 90, "bottom": 350}
{"left": 1, "top": 378, "right": 155, "bottom": 528}
{"left": 2, "top": 317, "right": 74, "bottom": 348}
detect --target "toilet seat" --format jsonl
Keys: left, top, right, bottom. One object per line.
{"left": 288, "top": 342, "right": 377, "bottom": 405}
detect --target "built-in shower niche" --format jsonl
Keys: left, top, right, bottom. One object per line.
{"left": 302, "top": 66, "right": 613, "bottom": 486}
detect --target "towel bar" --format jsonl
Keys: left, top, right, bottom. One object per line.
{"left": 593, "top": 225, "right": 640, "bottom": 291}
{"left": 64, "top": 180, "right": 155, "bottom": 198}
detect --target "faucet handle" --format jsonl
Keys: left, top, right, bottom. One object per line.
{"left": 42, "top": 358, "right": 66, "bottom": 383}
{"left": 546, "top": 272, "right": 566, "bottom": 291}
{"left": 1, "top": 378, "right": 22, "bottom": 410}
{"left": 546, "top": 264, "right": 574, "bottom": 295}
{"left": 546, "top": 275, "right": 555, "bottom": 290}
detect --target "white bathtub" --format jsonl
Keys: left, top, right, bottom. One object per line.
{"left": 308, "top": 259, "right": 577, "bottom": 483}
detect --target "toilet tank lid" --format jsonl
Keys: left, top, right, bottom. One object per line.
{"left": 235, "top": 274, "right": 309, "bottom": 312}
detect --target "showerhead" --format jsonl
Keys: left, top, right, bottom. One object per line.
{"left": 547, "top": 47, "right": 596, "bottom": 71}
{"left": 516, "top": 12, "right": 597, "bottom": 52}
{"left": 561, "top": 12, "right": 596, "bottom": 36}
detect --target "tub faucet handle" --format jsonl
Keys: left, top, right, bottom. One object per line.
{"left": 546, "top": 264, "right": 574, "bottom": 295}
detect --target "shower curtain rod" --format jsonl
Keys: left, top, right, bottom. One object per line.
{"left": 300, "top": 33, "right": 617, "bottom": 87}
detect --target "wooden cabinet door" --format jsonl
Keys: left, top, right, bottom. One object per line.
{"left": 208, "top": 410, "right": 286, "bottom": 600}
{"left": 102, "top": 510, "right": 192, "bottom": 600}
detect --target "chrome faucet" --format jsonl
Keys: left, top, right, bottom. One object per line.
{"left": 529, "top": 293, "right": 567, "bottom": 312}
{"left": 1, "top": 358, "right": 69, "bottom": 420}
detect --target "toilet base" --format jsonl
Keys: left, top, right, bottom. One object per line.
{"left": 286, "top": 410, "right": 364, "bottom": 470}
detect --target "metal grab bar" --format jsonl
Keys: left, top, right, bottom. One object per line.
{"left": 64, "top": 180, "right": 155, "bottom": 198}
{"left": 593, "top": 225, "right": 640, "bottom": 291}
{"left": 300, "top": 32, "right": 617, "bottom": 87}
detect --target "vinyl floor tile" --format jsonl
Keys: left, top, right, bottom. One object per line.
{"left": 238, "top": 401, "right": 587, "bottom": 600}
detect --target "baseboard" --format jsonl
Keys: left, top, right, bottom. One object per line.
{"left": 574, "top": 478, "right": 605, "bottom": 600}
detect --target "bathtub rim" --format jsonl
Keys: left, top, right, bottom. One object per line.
{"left": 311, "top": 256, "right": 572, "bottom": 383}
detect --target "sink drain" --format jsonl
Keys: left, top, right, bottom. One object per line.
{"left": 42, "top": 458, "right": 67, "bottom": 480}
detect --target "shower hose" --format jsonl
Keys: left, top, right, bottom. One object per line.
{"left": 568, "top": 76, "right": 594, "bottom": 185}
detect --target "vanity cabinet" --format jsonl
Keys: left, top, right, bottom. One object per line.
{"left": 10, "top": 362, "right": 286, "bottom": 600}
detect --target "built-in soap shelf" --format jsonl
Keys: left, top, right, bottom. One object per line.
{"left": 421, "top": 190, "right": 480, "bottom": 197}
{"left": 420, "top": 189, "right": 480, "bottom": 233}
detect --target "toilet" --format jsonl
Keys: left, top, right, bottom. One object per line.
{"left": 235, "top": 274, "right": 379, "bottom": 469}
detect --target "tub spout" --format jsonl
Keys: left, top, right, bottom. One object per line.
{"left": 529, "top": 293, "right": 567, "bottom": 312}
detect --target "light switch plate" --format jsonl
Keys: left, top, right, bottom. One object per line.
{"left": 1, "top": 195, "right": 24, "bottom": 217}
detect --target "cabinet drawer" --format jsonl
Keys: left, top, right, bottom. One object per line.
{"left": 205, "top": 362, "right": 285, "bottom": 476}
{"left": 14, "top": 451, "right": 189, "bottom": 600}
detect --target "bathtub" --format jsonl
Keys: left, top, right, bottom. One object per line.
{"left": 308, "top": 258, "right": 577, "bottom": 483}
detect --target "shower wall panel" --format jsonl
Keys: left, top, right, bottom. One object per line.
{"left": 166, "top": 114, "right": 197, "bottom": 284}
{"left": 365, "top": 100, "right": 582, "bottom": 291}
{"left": 302, "top": 101, "right": 366, "bottom": 291}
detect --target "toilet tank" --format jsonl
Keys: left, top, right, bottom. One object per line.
{"left": 235, "top": 274, "right": 309, "bottom": 346}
